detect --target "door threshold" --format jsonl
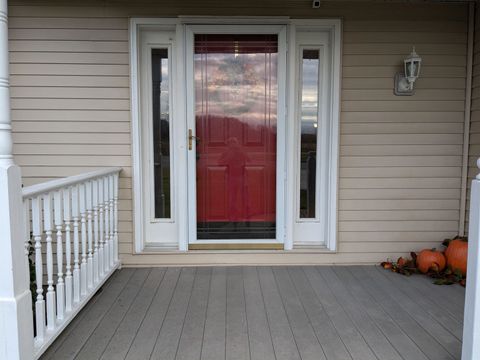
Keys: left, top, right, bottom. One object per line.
{"left": 189, "top": 243, "right": 284, "bottom": 250}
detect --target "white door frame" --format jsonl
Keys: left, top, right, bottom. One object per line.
{"left": 130, "top": 18, "right": 190, "bottom": 252}
{"left": 285, "top": 20, "right": 341, "bottom": 251}
{"left": 139, "top": 30, "right": 178, "bottom": 248}
{"left": 130, "top": 18, "right": 341, "bottom": 253}
{"left": 185, "top": 24, "right": 287, "bottom": 245}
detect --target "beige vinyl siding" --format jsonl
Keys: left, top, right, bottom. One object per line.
{"left": 338, "top": 3, "right": 465, "bottom": 265}
{"left": 9, "top": 0, "right": 468, "bottom": 265}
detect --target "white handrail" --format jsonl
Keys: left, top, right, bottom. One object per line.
{"left": 22, "top": 167, "right": 122, "bottom": 199}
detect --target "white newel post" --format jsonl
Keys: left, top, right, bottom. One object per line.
{"left": 0, "top": 0, "right": 35, "bottom": 358}
{"left": 463, "top": 160, "right": 480, "bottom": 360}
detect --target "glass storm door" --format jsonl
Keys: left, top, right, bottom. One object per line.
{"left": 193, "top": 34, "right": 278, "bottom": 240}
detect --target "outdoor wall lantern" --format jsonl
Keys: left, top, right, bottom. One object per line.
{"left": 394, "top": 47, "right": 422, "bottom": 96}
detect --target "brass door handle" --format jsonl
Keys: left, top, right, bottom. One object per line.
{"left": 188, "top": 129, "right": 200, "bottom": 150}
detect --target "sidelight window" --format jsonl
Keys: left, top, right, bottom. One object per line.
{"left": 299, "top": 49, "right": 320, "bottom": 219}
{"left": 151, "top": 48, "right": 171, "bottom": 219}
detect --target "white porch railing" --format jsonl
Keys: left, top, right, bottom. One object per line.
{"left": 22, "top": 167, "right": 122, "bottom": 359}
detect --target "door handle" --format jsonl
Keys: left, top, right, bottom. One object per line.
{"left": 188, "top": 129, "right": 200, "bottom": 150}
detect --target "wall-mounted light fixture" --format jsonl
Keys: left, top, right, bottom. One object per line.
{"left": 394, "top": 47, "right": 422, "bottom": 96}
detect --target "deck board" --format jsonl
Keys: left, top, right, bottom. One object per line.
{"left": 243, "top": 267, "right": 276, "bottom": 360}
{"left": 317, "top": 266, "right": 403, "bottom": 360}
{"left": 41, "top": 269, "right": 124, "bottom": 360}
{"left": 273, "top": 267, "right": 326, "bottom": 360}
{"left": 380, "top": 267, "right": 463, "bottom": 340}
{"left": 258, "top": 266, "right": 302, "bottom": 360}
{"left": 124, "top": 267, "right": 181, "bottom": 360}
{"left": 75, "top": 268, "right": 151, "bottom": 360}
{"left": 369, "top": 267, "right": 462, "bottom": 358}
{"left": 399, "top": 271, "right": 465, "bottom": 320}
{"left": 175, "top": 267, "right": 211, "bottom": 360}
{"left": 48, "top": 268, "right": 136, "bottom": 360}
{"left": 304, "top": 266, "right": 377, "bottom": 360}
{"left": 354, "top": 266, "right": 456, "bottom": 360}
{"left": 288, "top": 267, "right": 352, "bottom": 360}
{"left": 333, "top": 267, "right": 429, "bottom": 360}
{"left": 100, "top": 268, "right": 166, "bottom": 360}
{"left": 225, "top": 267, "right": 250, "bottom": 360}
{"left": 149, "top": 267, "right": 196, "bottom": 360}
{"left": 200, "top": 267, "right": 227, "bottom": 360}
{"left": 40, "top": 266, "right": 465, "bottom": 360}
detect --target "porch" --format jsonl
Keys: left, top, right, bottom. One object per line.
{"left": 2, "top": 0, "right": 480, "bottom": 359}
{"left": 40, "top": 266, "right": 465, "bottom": 360}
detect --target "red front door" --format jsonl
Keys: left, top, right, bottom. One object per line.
{"left": 194, "top": 34, "right": 278, "bottom": 239}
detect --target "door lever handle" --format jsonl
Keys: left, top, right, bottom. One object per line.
{"left": 188, "top": 129, "right": 200, "bottom": 150}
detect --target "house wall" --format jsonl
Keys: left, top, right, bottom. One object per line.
{"left": 8, "top": 0, "right": 469, "bottom": 265}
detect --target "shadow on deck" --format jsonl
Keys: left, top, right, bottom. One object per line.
{"left": 40, "top": 266, "right": 465, "bottom": 360}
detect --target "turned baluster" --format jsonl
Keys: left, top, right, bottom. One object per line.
{"left": 109, "top": 175, "right": 114, "bottom": 268}
{"left": 79, "top": 183, "right": 87, "bottom": 296}
{"left": 32, "top": 196, "right": 45, "bottom": 340}
{"left": 72, "top": 185, "right": 80, "bottom": 303}
{"left": 93, "top": 179, "right": 99, "bottom": 283}
{"left": 63, "top": 187, "right": 73, "bottom": 312}
{"left": 54, "top": 190, "right": 65, "bottom": 321}
{"left": 23, "top": 200, "right": 31, "bottom": 294}
{"left": 114, "top": 173, "right": 119, "bottom": 263}
{"left": 103, "top": 177, "right": 110, "bottom": 272}
{"left": 98, "top": 180, "right": 105, "bottom": 276}
{"left": 43, "top": 192, "right": 56, "bottom": 331}
{"left": 86, "top": 181, "right": 93, "bottom": 289}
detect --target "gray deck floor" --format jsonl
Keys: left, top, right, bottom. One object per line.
{"left": 40, "top": 266, "right": 465, "bottom": 360}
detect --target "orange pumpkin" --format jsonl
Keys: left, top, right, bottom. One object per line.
{"left": 445, "top": 239, "right": 468, "bottom": 276}
{"left": 416, "top": 249, "right": 446, "bottom": 273}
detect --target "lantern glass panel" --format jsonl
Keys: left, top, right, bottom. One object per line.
{"left": 405, "top": 59, "right": 420, "bottom": 81}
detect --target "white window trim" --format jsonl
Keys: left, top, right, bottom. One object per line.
{"left": 285, "top": 19, "right": 342, "bottom": 252}
{"left": 130, "top": 18, "right": 188, "bottom": 252}
{"left": 130, "top": 17, "right": 341, "bottom": 253}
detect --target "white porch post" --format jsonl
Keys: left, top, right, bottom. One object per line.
{"left": 463, "top": 159, "right": 480, "bottom": 360}
{"left": 0, "top": 0, "right": 34, "bottom": 359}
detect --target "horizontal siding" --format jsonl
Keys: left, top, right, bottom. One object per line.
{"left": 7, "top": 1, "right": 467, "bottom": 20}
{"left": 9, "top": 0, "right": 468, "bottom": 265}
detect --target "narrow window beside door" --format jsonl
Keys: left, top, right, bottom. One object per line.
{"left": 299, "top": 49, "right": 320, "bottom": 219}
{"left": 152, "top": 49, "right": 171, "bottom": 218}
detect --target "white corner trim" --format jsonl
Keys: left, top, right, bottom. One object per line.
{"left": 459, "top": 1, "right": 475, "bottom": 236}
{"left": 130, "top": 18, "right": 144, "bottom": 253}
{"left": 463, "top": 175, "right": 480, "bottom": 359}
{"left": 328, "top": 19, "right": 342, "bottom": 252}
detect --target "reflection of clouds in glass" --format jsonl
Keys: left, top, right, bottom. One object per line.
{"left": 195, "top": 50, "right": 277, "bottom": 128}
{"left": 301, "top": 57, "right": 319, "bottom": 134}
{"left": 299, "top": 50, "right": 320, "bottom": 218}
{"left": 160, "top": 58, "right": 169, "bottom": 119}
